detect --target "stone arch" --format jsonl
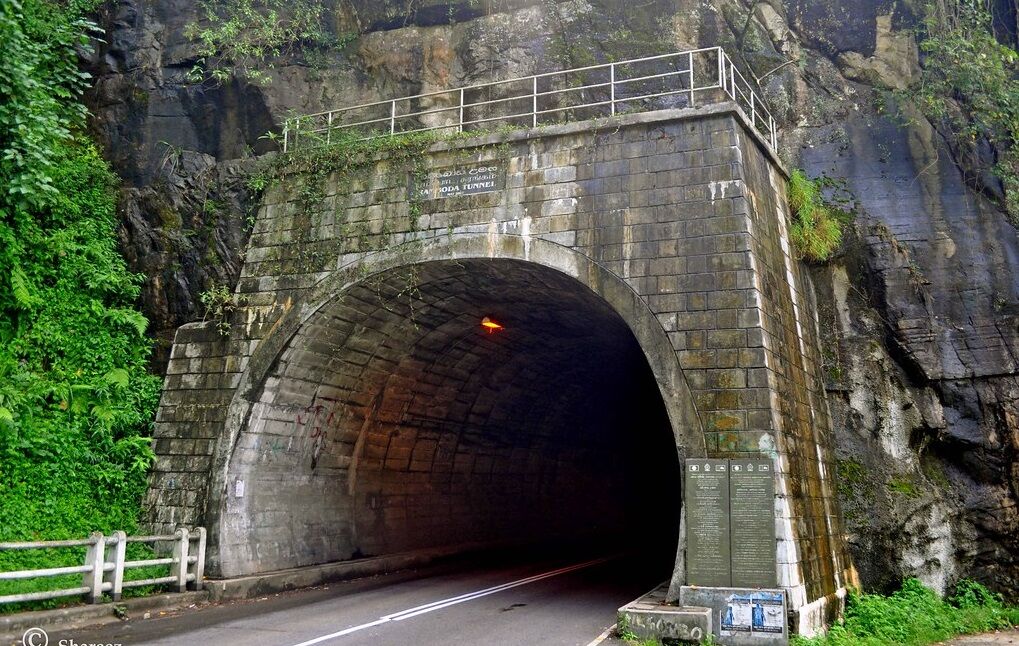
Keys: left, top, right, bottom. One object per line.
{"left": 206, "top": 233, "right": 705, "bottom": 586}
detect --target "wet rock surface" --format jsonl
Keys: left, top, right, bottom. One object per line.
{"left": 83, "top": 0, "right": 1019, "bottom": 599}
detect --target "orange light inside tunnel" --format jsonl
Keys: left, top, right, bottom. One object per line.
{"left": 481, "top": 316, "right": 504, "bottom": 333}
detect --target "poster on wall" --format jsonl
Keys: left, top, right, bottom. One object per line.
{"left": 720, "top": 591, "right": 785, "bottom": 636}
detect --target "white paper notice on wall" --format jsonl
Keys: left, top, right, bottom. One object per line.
{"left": 235, "top": 479, "right": 245, "bottom": 498}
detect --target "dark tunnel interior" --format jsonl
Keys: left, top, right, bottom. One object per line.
{"left": 221, "top": 259, "right": 682, "bottom": 580}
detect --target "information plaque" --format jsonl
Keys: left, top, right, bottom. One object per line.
{"left": 729, "top": 459, "right": 777, "bottom": 588}
{"left": 685, "top": 459, "right": 732, "bottom": 587}
{"left": 414, "top": 162, "right": 505, "bottom": 199}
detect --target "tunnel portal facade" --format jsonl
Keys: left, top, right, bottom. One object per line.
{"left": 148, "top": 106, "right": 854, "bottom": 632}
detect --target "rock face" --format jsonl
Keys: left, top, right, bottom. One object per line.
{"left": 84, "top": 0, "right": 1019, "bottom": 600}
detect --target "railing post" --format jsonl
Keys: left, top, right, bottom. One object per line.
{"left": 717, "top": 47, "right": 724, "bottom": 92}
{"left": 771, "top": 115, "right": 778, "bottom": 150}
{"left": 293, "top": 118, "right": 300, "bottom": 151}
{"left": 107, "top": 531, "right": 126, "bottom": 601}
{"left": 750, "top": 93, "right": 756, "bottom": 128}
{"left": 532, "top": 76, "right": 538, "bottom": 128}
{"left": 83, "top": 532, "right": 105, "bottom": 604}
{"left": 610, "top": 63, "right": 616, "bottom": 116}
{"left": 689, "top": 51, "right": 696, "bottom": 108}
{"left": 172, "top": 527, "right": 189, "bottom": 593}
{"left": 730, "top": 60, "right": 736, "bottom": 98}
{"left": 326, "top": 112, "right": 333, "bottom": 146}
{"left": 390, "top": 100, "right": 396, "bottom": 135}
{"left": 459, "top": 88, "right": 464, "bottom": 133}
{"left": 190, "top": 527, "right": 206, "bottom": 591}
{"left": 282, "top": 123, "right": 289, "bottom": 153}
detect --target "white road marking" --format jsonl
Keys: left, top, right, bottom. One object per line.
{"left": 286, "top": 557, "right": 611, "bottom": 646}
{"left": 584, "top": 623, "right": 617, "bottom": 646}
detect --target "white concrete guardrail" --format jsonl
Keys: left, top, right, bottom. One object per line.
{"left": 282, "top": 46, "right": 777, "bottom": 152}
{"left": 0, "top": 528, "right": 205, "bottom": 605}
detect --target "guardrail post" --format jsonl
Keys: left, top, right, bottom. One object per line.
{"left": 610, "top": 63, "right": 616, "bottom": 116}
{"left": 172, "top": 527, "right": 189, "bottom": 593}
{"left": 717, "top": 47, "right": 724, "bottom": 92}
{"left": 282, "top": 124, "right": 289, "bottom": 153}
{"left": 83, "top": 532, "right": 105, "bottom": 604}
{"left": 688, "top": 51, "right": 695, "bottom": 108}
{"left": 190, "top": 527, "right": 206, "bottom": 591}
{"left": 458, "top": 88, "right": 464, "bottom": 133}
{"left": 326, "top": 112, "right": 333, "bottom": 146}
{"left": 390, "top": 100, "right": 396, "bottom": 135}
{"left": 532, "top": 76, "right": 538, "bottom": 128}
{"left": 107, "top": 531, "right": 126, "bottom": 601}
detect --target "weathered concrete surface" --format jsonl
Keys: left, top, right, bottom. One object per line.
{"left": 147, "top": 105, "right": 852, "bottom": 633}
{"left": 0, "top": 591, "right": 209, "bottom": 643}
{"left": 680, "top": 586, "right": 791, "bottom": 645}
{"left": 619, "top": 584, "right": 712, "bottom": 643}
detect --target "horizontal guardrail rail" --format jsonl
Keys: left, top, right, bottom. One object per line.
{"left": 0, "top": 527, "right": 205, "bottom": 605}
{"left": 282, "top": 46, "right": 777, "bottom": 153}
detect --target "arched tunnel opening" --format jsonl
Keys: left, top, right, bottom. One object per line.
{"left": 223, "top": 258, "right": 682, "bottom": 585}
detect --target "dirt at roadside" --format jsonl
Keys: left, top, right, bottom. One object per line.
{"left": 942, "top": 629, "right": 1019, "bottom": 645}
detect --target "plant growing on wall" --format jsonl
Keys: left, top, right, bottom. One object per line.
{"left": 912, "top": 0, "right": 1019, "bottom": 223}
{"left": 184, "top": 0, "right": 347, "bottom": 86}
{"left": 787, "top": 170, "right": 853, "bottom": 263}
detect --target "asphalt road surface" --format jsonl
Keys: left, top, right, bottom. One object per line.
{"left": 48, "top": 549, "right": 661, "bottom": 646}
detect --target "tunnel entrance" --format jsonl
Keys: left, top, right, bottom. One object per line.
{"left": 221, "top": 258, "right": 682, "bottom": 581}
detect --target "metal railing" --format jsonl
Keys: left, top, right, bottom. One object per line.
{"left": 0, "top": 528, "right": 206, "bottom": 605}
{"left": 281, "top": 46, "right": 777, "bottom": 153}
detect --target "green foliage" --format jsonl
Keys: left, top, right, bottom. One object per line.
{"left": 0, "top": 0, "right": 95, "bottom": 207}
{"left": 793, "top": 579, "right": 1019, "bottom": 646}
{"left": 0, "top": 0, "right": 160, "bottom": 609}
{"left": 184, "top": 0, "right": 350, "bottom": 86}
{"left": 199, "top": 282, "right": 240, "bottom": 335}
{"left": 887, "top": 476, "right": 921, "bottom": 498}
{"left": 787, "top": 170, "right": 853, "bottom": 263}
{"left": 913, "top": 1, "right": 1019, "bottom": 221}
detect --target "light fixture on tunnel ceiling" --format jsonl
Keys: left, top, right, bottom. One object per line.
{"left": 481, "top": 316, "right": 504, "bottom": 333}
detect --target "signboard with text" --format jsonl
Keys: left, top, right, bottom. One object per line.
{"left": 414, "top": 163, "right": 505, "bottom": 199}
{"left": 685, "top": 458, "right": 776, "bottom": 588}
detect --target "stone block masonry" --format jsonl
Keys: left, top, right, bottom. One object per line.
{"left": 146, "top": 103, "right": 854, "bottom": 636}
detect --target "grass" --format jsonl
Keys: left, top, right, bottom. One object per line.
{"left": 793, "top": 579, "right": 1019, "bottom": 646}
{"left": 0, "top": 543, "right": 170, "bottom": 614}
{"left": 787, "top": 169, "right": 852, "bottom": 263}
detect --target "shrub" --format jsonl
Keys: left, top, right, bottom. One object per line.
{"left": 787, "top": 169, "right": 852, "bottom": 263}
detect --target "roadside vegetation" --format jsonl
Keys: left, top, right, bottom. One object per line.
{"left": 0, "top": 0, "right": 162, "bottom": 608}
{"left": 794, "top": 579, "right": 1018, "bottom": 646}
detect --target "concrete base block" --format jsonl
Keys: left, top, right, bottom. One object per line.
{"left": 680, "top": 586, "right": 788, "bottom": 645}
{"left": 619, "top": 584, "right": 711, "bottom": 643}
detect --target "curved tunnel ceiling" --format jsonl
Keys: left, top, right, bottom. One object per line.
{"left": 223, "top": 259, "right": 679, "bottom": 574}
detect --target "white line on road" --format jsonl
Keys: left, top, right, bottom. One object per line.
{"left": 584, "top": 623, "right": 617, "bottom": 646}
{"left": 287, "top": 556, "right": 612, "bottom": 646}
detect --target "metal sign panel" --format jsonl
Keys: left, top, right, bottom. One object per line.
{"left": 685, "top": 458, "right": 732, "bottom": 587}
{"left": 415, "top": 163, "right": 505, "bottom": 199}
{"left": 729, "top": 459, "right": 777, "bottom": 588}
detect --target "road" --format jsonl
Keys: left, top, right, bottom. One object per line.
{"left": 48, "top": 549, "right": 659, "bottom": 646}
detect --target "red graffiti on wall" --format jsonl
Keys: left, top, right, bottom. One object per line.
{"left": 295, "top": 394, "right": 342, "bottom": 469}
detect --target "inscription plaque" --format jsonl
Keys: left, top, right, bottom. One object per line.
{"left": 729, "top": 459, "right": 777, "bottom": 588}
{"left": 415, "top": 162, "right": 505, "bottom": 199}
{"left": 685, "top": 459, "right": 732, "bottom": 587}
